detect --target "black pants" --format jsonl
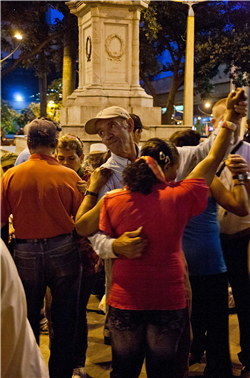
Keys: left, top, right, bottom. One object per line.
{"left": 73, "top": 272, "right": 100, "bottom": 368}
{"left": 189, "top": 273, "right": 232, "bottom": 378}
{"left": 221, "top": 234, "right": 250, "bottom": 368}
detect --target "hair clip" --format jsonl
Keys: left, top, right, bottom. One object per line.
{"left": 159, "top": 151, "right": 170, "bottom": 164}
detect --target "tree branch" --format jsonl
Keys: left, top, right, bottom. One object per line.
{"left": 140, "top": 70, "right": 161, "bottom": 107}
{"left": 1, "top": 27, "right": 69, "bottom": 78}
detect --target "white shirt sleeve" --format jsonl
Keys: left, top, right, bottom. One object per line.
{"left": 91, "top": 180, "right": 120, "bottom": 259}
{"left": 176, "top": 125, "right": 222, "bottom": 181}
{"left": 89, "top": 232, "right": 118, "bottom": 259}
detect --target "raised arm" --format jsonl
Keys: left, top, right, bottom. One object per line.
{"left": 210, "top": 172, "right": 249, "bottom": 218}
{"left": 75, "top": 167, "right": 112, "bottom": 236}
{"left": 187, "top": 89, "right": 247, "bottom": 186}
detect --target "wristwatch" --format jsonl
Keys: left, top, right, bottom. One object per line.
{"left": 85, "top": 190, "right": 98, "bottom": 198}
{"left": 244, "top": 172, "right": 250, "bottom": 182}
{"left": 233, "top": 173, "right": 245, "bottom": 181}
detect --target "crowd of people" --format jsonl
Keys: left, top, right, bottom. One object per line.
{"left": 1, "top": 88, "right": 250, "bottom": 378}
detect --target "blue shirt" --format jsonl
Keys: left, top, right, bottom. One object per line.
{"left": 182, "top": 196, "right": 227, "bottom": 276}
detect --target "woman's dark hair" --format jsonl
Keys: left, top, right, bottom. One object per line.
{"left": 123, "top": 138, "right": 179, "bottom": 195}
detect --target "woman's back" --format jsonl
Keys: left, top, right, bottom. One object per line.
{"left": 100, "top": 178, "right": 208, "bottom": 311}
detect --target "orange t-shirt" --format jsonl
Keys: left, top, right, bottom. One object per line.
{"left": 1, "top": 154, "right": 83, "bottom": 239}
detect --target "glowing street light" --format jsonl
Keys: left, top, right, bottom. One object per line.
{"left": 1, "top": 33, "right": 23, "bottom": 63}
{"left": 15, "top": 94, "right": 24, "bottom": 102}
{"left": 172, "top": 0, "right": 206, "bottom": 125}
{"left": 14, "top": 33, "right": 22, "bottom": 40}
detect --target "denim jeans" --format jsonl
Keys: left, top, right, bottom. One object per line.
{"left": 108, "top": 306, "right": 190, "bottom": 378}
{"left": 13, "top": 233, "right": 81, "bottom": 378}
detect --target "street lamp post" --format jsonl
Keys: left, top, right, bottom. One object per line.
{"left": 172, "top": 0, "right": 205, "bottom": 125}
{"left": 1, "top": 34, "right": 22, "bottom": 63}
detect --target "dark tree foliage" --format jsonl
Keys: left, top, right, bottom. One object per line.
{"left": 140, "top": 1, "right": 250, "bottom": 124}
{"left": 1, "top": 1, "right": 77, "bottom": 115}
{"left": 2, "top": 1, "right": 249, "bottom": 124}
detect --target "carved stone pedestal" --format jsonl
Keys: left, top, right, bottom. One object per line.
{"left": 60, "top": 0, "right": 162, "bottom": 145}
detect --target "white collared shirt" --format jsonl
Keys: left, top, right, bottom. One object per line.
{"left": 89, "top": 147, "right": 140, "bottom": 259}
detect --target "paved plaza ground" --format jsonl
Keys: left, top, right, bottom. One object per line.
{"left": 40, "top": 295, "right": 243, "bottom": 377}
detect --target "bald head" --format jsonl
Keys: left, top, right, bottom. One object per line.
{"left": 212, "top": 98, "right": 227, "bottom": 129}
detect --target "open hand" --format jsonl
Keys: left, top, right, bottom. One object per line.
{"left": 112, "top": 226, "right": 147, "bottom": 259}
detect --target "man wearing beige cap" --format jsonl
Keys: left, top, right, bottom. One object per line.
{"left": 88, "top": 143, "right": 107, "bottom": 170}
{"left": 84, "top": 106, "right": 144, "bottom": 345}
{"left": 85, "top": 106, "right": 141, "bottom": 198}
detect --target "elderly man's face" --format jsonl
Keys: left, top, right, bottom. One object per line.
{"left": 96, "top": 117, "right": 130, "bottom": 155}
{"left": 89, "top": 153, "right": 103, "bottom": 170}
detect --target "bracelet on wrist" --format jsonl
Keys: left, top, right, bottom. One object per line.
{"left": 234, "top": 183, "right": 245, "bottom": 186}
{"left": 85, "top": 190, "right": 98, "bottom": 198}
{"left": 221, "top": 121, "right": 237, "bottom": 132}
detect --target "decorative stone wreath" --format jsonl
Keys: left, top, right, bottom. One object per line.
{"left": 105, "top": 34, "right": 125, "bottom": 61}
{"left": 86, "top": 36, "right": 92, "bottom": 62}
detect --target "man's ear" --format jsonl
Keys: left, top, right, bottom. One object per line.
{"left": 127, "top": 117, "right": 134, "bottom": 133}
{"left": 211, "top": 118, "right": 216, "bottom": 127}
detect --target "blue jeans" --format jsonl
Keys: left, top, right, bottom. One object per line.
{"left": 13, "top": 233, "right": 81, "bottom": 378}
{"left": 108, "top": 306, "right": 190, "bottom": 378}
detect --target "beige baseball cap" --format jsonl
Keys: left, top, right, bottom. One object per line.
{"left": 85, "top": 106, "right": 130, "bottom": 135}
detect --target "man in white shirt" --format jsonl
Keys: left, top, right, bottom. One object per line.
{"left": 84, "top": 105, "right": 220, "bottom": 345}
{"left": 212, "top": 99, "right": 250, "bottom": 378}
{"left": 84, "top": 105, "right": 226, "bottom": 262}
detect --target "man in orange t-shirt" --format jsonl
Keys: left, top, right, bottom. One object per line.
{"left": 1, "top": 118, "right": 83, "bottom": 378}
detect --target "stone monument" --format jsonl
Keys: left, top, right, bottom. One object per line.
{"left": 60, "top": 0, "right": 162, "bottom": 146}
